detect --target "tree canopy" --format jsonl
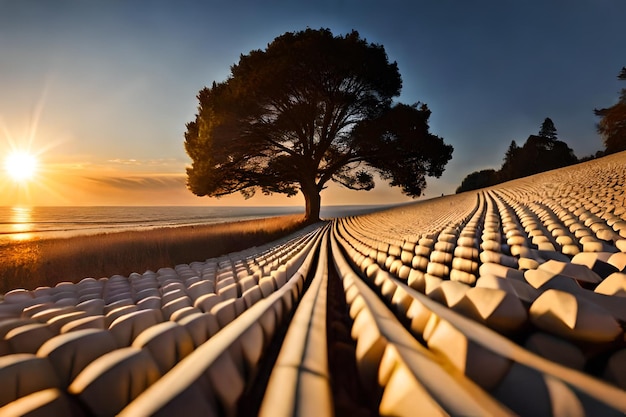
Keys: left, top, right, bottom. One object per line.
{"left": 185, "top": 28, "right": 453, "bottom": 221}
{"left": 455, "top": 169, "right": 498, "bottom": 194}
{"left": 595, "top": 67, "right": 626, "bottom": 154}
{"left": 538, "top": 117, "right": 558, "bottom": 141}
{"left": 456, "top": 118, "right": 578, "bottom": 193}
{"left": 499, "top": 134, "right": 577, "bottom": 181}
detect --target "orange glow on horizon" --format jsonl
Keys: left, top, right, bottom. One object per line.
{"left": 0, "top": 97, "right": 415, "bottom": 207}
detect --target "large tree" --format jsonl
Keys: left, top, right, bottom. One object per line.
{"left": 595, "top": 67, "right": 626, "bottom": 154}
{"left": 184, "top": 28, "right": 453, "bottom": 222}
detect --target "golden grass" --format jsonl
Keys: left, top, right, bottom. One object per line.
{"left": 0, "top": 214, "right": 306, "bottom": 293}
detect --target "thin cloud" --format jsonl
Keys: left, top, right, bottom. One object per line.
{"left": 105, "top": 158, "right": 183, "bottom": 168}
{"left": 106, "top": 158, "right": 140, "bottom": 165}
{"left": 84, "top": 174, "right": 186, "bottom": 191}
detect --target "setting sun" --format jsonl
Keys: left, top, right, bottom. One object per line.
{"left": 4, "top": 151, "right": 38, "bottom": 182}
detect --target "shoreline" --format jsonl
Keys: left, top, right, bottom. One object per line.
{"left": 0, "top": 214, "right": 306, "bottom": 294}
{"left": 0, "top": 203, "right": 395, "bottom": 245}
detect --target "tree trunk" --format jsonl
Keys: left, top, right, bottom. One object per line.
{"left": 302, "top": 184, "right": 321, "bottom": 223}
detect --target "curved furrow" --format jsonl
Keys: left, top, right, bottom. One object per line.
{"left": 332, "top": 214, "right": 626, "bottom": 416}
{"left": 1, "top": 152, "right": 626, "bottom": 416}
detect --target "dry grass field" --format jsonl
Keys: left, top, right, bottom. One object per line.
{"left": 1, "top": 152, "right": 626, "bottom": 416}
{"left": 0, "top": 214, "right": 305, "bottom": 294}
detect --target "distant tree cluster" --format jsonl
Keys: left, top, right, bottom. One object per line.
{"left": 456, "top": 118, "right": 578, "bottom": 193}
{"left": 595, "top": 67, "right": 626, "bottom": 154}
{"left": 457, "top": 66, "right": 626, "bottom": 195}
{"left": 456, "top": 169, "right": 499, "bottom": 194}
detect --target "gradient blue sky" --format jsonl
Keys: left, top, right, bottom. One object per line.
{"left": 1, "top": 0, "right": 624, "bottom": 206}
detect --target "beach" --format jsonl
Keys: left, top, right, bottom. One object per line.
{"left": 0, "top": 204, "right": 393, "bottom": 293}
{"left": 0, "top": 205, "right": 306, "bottom": 244}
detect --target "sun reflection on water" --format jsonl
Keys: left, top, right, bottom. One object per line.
{"left": 0, "top": 206, "right": 41, "bottom": 292}
{"left": 10, "top": 206, "right": 34, "bottom": 241}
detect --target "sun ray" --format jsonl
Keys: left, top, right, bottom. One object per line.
{"left": 0, "top": 81, "right": 62, "bottom": 206}
{"left": 26, "top": 80, "right": 50, "bottom": 150}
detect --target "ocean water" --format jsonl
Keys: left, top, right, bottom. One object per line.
{"left": 0, "top": 205, "right": 389, "bottom": 244}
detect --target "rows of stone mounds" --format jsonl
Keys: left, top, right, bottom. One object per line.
{"left": 1, "top": 152, "right": 626, "bottom": 416}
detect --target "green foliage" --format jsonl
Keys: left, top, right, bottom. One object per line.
{"left": 499, "top": 140, "right": 519, "bottom": 181}
{"left": 455, "top": 169, "right": 498, "bottom": 193}
{"left": 353, "top": 103, "right": 453, "bottom": 197}
{"left": 538, "top": 117, "right": 558, "bottom": 140}
{"left": 499, "top": 135, "right": 578, "bottom": 181}
{"left": 457, "top": 118, "right": 579, "bottom": 193}
{"left": 184, "top": 28, "right": 453, "bottom": 220}
{"left": 594, "top": 67, "right": 626, "bottom": 154}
